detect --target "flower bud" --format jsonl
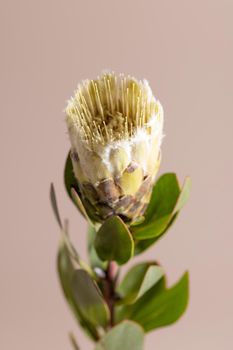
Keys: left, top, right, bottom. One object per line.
{"left": 66, "top": 72, "right": 164, "bottom": 223}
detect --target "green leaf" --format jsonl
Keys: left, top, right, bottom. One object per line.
{"left": 134, "top": 177, "right": 191, "bottom": 253}
{"left": 144, "top": 173, "right": 180, "bottom": 222}
{"left": 94, "top": 216, "right": 134, "bottom": 265}
{"left": 133, "top": 174, "right": 191, "bottom": 240}
{"left": 115, "top": 277, "right": 166, "bottom": 324}
{"left": 57, "top": 241, "right": 75, "bottom": 303}
{"left": 60, "top": 224, "right": 94, "bottom": 277}
{"left": 117, "top": 262, "right": 164, "bottom": 304}
{"left": 61, "top": 230, "right": 81, "bottom": 267}
{"left": 50, "top": 183, "right": 62, "bottom": 229}
{"left": 132, "top": 173, "right": 179, "bottom": 239}
{"left": 64, "top": 151, "right": 79, "bottom": 201}
{"left": 95, "top": 321, "right": 144, "bottom": 350}
{"left": 71, "top": 187, "right": 92, "bottom": 224}
{"left": 134, "top": 214, "right": 178, "bottom": 255}
{"left": 64, "top": 151, "right": 87, "bottom": 219}
{"left": 71, "top": 269, "right": 110, "bottom": 327}
{"left": 57, "top": 242, "right": 99, "bottom": 341}
{"left": 64, "top": 151, "right": 100, "bottom": 224}
{"left": 134, "top": 215, "right": 172, "bottom": 240}
{"left": 174, "top": 176, "right": 191, "bottom": 213}
{"left": 129, "top": 272, "right": 189, "bottom": 332}
{"left": 88, "top": 225, "right": 107, "bottom": 270}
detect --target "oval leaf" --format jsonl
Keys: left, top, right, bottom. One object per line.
{"left": 143, "top": 173, "right": 180, "bottom": 223}
{"left": 88, "top": 225, "right": 107, "bottom": 270}
{"left": 71, "top": 269, "right": 110, "bottom": 327}
{"left": 132, "top": 173, "right": 180, "bottom": 239}
{"left": 64, "top": 152, "right": 88, "bottom": 219}
{"left": 50, "top": 183, "right": 62, "bottom": 229}
{"left": 134, "top": 213, "right": 178, "bottom": 255}
{"left": 129, "top": 272, "right": 189, "bottom": 332}
{"left": 115, "top": 277, "right": 166, "bottom": 324}
{"left": 64, "top": 151, "right": 79, "bottom": 201}
{"left": 134, "top": 215, "right": 172, "bottom": 240}
{"left": 95, "top": 320, "right": 144, "bottom": 350}
{"left": 94, "top": 216, "right": 134, "bottom": 265}
{"left": 64, "top": 152, "right": 101, "bottom": 224}
{"left": 173, "top": 176, "right": 191, "bottom": 213}
{"left": 133, "top": 174, "right": 191, "bottom": 240}
{"left": 117, "top": 263, "right": 164, "bottom": 304}
{"left": 57, "top": 242, "right": 99, "bottom": 340}
{"left": 71, "top": 187, "right": 92, "bottom": 224}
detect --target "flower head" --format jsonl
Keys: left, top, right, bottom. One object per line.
{"left": 66, "top": 72, "right": 164, "bottom": 223}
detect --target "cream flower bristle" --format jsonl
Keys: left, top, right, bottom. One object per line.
{"left": 66, "top": 72, "right": 162, "bottom": 148}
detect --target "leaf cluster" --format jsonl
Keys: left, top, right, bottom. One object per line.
{"left": 49, "top": 152, "right": 191, "bottom": 349}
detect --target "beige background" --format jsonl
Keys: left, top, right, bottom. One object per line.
{"left": 1, "top": 0, "right": 233, "bottom": 349}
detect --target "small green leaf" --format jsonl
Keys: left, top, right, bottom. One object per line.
{"left": 95, "top": 320, "right": 144, "bottom": 350}
{"left": 57, "top": 242, "right": 99, "bottom": 341}
{"left": 117, "top": 263, "right": 164, "bottom": 304}
{"left": 134, "top": 215, "right": 172, "bottom": 240}
{"left": 71, "top": 187, "right": 92, "bottom": 224}
{"left": 58, "top": 241, "right": 75, "bottom": 302}
{"left": 64, "top": 151, "right": 100, "bottom": 224}
{"left": 134, "top": 214, "right": 178, "bottom": 255}
{"left": 130, "top": 272, "right": 189, "bottom": 332}
{"left": 115, "top": 277, "right": 166, "bottom": 323}
{"left": 71, "top": 269, "right": 110, "bottom": 327}
{"left": 50, "top": 182, "right": 93, "bottom": 274}
{"left": 144, "top": 173, "right": 180, "bottom": 223}
{"left": 94, "top": 216, "right": 134, "bottom": 265}
{"left": 64, "top": 151, "right": 79, "bottom": 201}
{"left": 64, "top": 152, "right": 87, "bottom": 219}
{"left": 132, "top": 173, "right": 180, "bottom": 239}
{"left": 88, "top": 225, "right": 107, "bottom": 270}
{"left": 133, "top": 174, "right": 191, "bottom": 240}
{"left": 64, "top": 151, "right": 89, "bottom": 220}
{"left": 50, "top": 183, "right": 62, "bottom": 229}
{"left": 61, "top": 229, "right": 81, "bottom": 267}
{"left": 174, "top": 176, "right": 191, "bottom": 213}
{"left": 61, "top": 224, "right": 94, "bottom": 277}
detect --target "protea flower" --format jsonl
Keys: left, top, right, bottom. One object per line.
{"left": 66, "top": 72, "right": 164, "bottom": 224}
